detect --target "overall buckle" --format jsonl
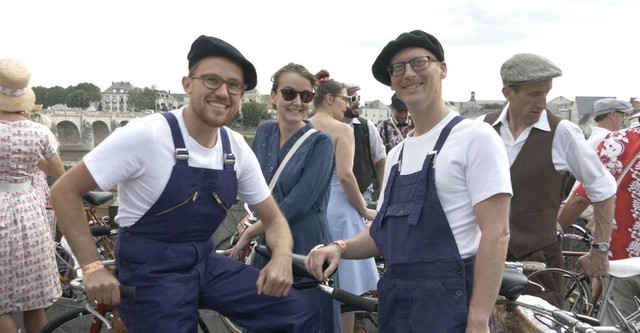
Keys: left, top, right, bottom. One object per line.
{"left": 176, "top": 148, "right": 189, "bottom": 160}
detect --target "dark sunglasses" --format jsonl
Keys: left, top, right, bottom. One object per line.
{"left": 279, "top": 88, "right": 315, "bottom": 103}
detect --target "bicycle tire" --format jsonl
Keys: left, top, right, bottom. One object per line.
{"left": 41, "top": 307, "right": 111, "bottom": 333}
{"left": 563, "top": 273, "right": 592, "bottom": 315}
{"left": 220, "top": 313, "right": 243, "bottom": 333}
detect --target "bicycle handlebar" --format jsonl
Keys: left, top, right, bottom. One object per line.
{"left": 551, "top": 310, "right": 596, "bottom": 333}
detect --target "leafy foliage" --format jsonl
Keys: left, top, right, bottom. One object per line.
{"left": 127, "top": 87, "right": 158, "bottom": 112}
{"left": 65, "top": 90, "right": 90, "bottom": 109}
{"left": 240, "top": 101, "right": 270, "bottom": 127}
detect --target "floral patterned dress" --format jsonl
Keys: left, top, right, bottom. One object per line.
{"left": 0, "top": 120, "right": 61, "bottom": 313}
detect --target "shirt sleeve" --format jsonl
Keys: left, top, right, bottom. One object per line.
{"left": 553, "top": 120, "right": 616, "bottom": 202}
{"left": 367, "top": 119, "right": 386, "bottom": 162}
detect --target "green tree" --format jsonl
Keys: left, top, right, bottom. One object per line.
{"left": 74, "top": 83, "right": 102, "bottom": 103}
{"left": 65, "top": 90, "right": 90, "bottom": 109}
{"left": 46, "top": 86, "right": 67, "bottom": 107}
{"left": 33, "top": 86, "right": 48, "bottom": 106}
{"left": 241, "top": 101, "right": 269, "bottom": 127}
{"left": 128, "top": 87, "right": 157, "bottom": 112}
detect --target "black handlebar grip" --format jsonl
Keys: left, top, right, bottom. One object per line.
{"left": 89, "top": 225, "right": 112, "bottom": 237}
{"left": 331, "top": 288, "right": 377, "bottom": 313}
{"left": 119, "top": 285, "right": 136, "bottom": 299}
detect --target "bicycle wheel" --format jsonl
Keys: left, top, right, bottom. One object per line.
{"left": 41, "top": 308, "right": 111, "bottom": 333}
{"left": 563, "top": 272, "right": 592, "bottom": 315}
{"left": 219, "top": 313, "right": 243, "bottom": 333}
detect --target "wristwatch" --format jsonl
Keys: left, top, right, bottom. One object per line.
{"left": 591, "top": 242, "right": 610, "bottom": 253}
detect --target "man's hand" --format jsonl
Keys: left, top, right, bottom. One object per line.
{"left": 575, "top": 250, "right": 609, "bottom": 278}
{"left": 256, "top": 252, "right": 293, "bottom": 297}
{"left": 83, "top": 269, "right": 121, "bottom": 305}
{"left": 304, "top": 244, "right": 341, "bottom": 281}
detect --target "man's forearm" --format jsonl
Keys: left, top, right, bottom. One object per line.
{"left": 467, "top": 231, "right": 510, "bottom": 326}
{"left": 558, "top": 194, "right": 591, "bottom": 231}
{"left": 264, "top": 217, "right": 293, "bottom": 257}
{"left": 591, "top": 196, "right": 615, "bottom": 243}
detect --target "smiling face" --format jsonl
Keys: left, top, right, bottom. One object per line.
{"left": 503, "top": 79, "right": 552, "bottom": 127}
{"left": 389, "top": 46, "right": 446, "bottom": 109}
{"left": 182, "top": 56, "right": 244, "bottom": 128}
{"left": 271, "top": 72, "right": 314, "bottom": 125}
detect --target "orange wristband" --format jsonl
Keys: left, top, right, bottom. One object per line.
{"left": 330, "top": 240, "right": 347, "bottom": 256}
{"left": 82, "top": 260, "right": 105, "bottom": 277}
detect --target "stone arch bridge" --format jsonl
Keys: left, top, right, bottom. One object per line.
{"left": 37, "top": 110, "right": 145, "bottom": 162}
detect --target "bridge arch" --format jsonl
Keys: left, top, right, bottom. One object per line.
{"left": 56, "top": 120, "right": 81, "bottom": 145}
{"left": 92, "top": 121, "right": 110, "bottom": 146}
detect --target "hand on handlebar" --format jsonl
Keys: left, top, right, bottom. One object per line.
{"left": 256, "top": 252, "right": 293, "bottom": 297}
{"left": 83, "top": 268, "right": 121, "bottom": 306}
{"left": 222, "top": 232, "right": 252, "bottom": 261}
{"left": 361, "top": 208, "right": 377, "bottom": 222}
{"left": 575, "top": 250, "right": 609, "bottom": 278}
{"left": 304, "top": 244, "right": 341, "bottom": 281}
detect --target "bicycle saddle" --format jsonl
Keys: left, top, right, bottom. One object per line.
{"left": 83, "top": 191, "right": 114, "bottom": 207}
{"left": 499, "top": 267, "right": 529, "bottom": 301}
{"left": 609, "top": 257, "right": 640, "bottom": 278}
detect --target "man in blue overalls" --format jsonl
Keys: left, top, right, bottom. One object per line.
{"left": 306, "top": 30, "right": 513, "bottom": 332}
{"left": 52, "top": 35, "right": 320, "bottom": 332}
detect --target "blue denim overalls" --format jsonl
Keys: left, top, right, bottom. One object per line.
{"left": 370, "top": 116, "right": 474, "bottom": 332}
{"left": 116, "top": 112, "right": 319, "bottom": 333}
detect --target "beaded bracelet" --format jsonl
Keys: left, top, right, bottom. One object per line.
{"left": 329, "top": 240, "right": 347, "bottom": 256}
{"left": 82, "top": 260, "right": 105, "bottom": 277}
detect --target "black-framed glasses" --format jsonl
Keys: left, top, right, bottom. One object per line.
{"left": 279, "top": 88, "right": 315, "bottom": 103}
{"left": 387, "top": 56, "right": 437, "bottom": 76}
{"left": 346, "top": 95, "right": 360, "bottom": 104}
{"left": 190, "top": 74, "right": 246, "bottom": 95}
{"left": 332, "top": 95, "right": 350, "bottom": 103}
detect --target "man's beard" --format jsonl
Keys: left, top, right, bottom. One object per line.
{"left": 344, "top": 107, "right": 359, "bottom": 119}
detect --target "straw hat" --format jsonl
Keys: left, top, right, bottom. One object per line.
{"left": 0, "top": 58, "right": 36, "bottom": 112}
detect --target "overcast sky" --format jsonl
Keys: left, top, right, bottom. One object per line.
{"left": 5, "top": 0, "right": 638, "bottom": 106}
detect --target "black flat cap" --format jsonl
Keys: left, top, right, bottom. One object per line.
{"left": 391, "top": 93, "right": 407, "bottom": 111}
{"left": 372, "top": 30, "right": 444, "bottom": 86}
{"left": 187, "top": 35, "right": 257, "bottom": 91}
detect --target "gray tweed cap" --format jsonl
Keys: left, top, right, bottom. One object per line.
{"left": 500, "top": 53, "right": 562, "bottom": 86}
{"left": 593, "top": 98, "right": 634, "bottom": 117}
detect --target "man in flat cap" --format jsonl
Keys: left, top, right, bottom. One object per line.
{"left": 307, "top": 30, "right": 512, "bottom": 332}
{"left": 52, "top": 35, "right": 319, "bottom": 332}
{"left": 587, "top": 98, "right": 635, "bottom": 149}
{"left": 481, "top": 53, "right": 616, "bottom": 307}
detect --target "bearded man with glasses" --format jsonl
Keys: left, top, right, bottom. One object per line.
{"left": 340, "top": 82, "right": 386, "bottom": 206}
{"left": 52, "top": 35, "right": 320, "bottom": 333}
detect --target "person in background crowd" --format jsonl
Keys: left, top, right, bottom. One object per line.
{"left": 308, "top": 70, "right": 379, "bottom": 333}
{"left": 307, "top": 30, "right": 512, "bottom": 333}
{"left": 587, "top": 98, "right": 634, "bottom": 150}
{"left": 226, "top": 62, "right": 341, "bottom": 332}
{"left": 29, "top": 104, "right": 63, "bottom": 239}
{"left": 562, "top": 98, "right": 635, "bottom": 230}
{"left": 51, "top": 35, "right": 319, "bottom": 333}
{"left": 377, "top": 93, "right": 414, "bottom": 153}
{"left": 342, "top": 82, "right": 386, "bottom": 205}
{"left": 0, "top": 58, "right": 64, "bottom": 333}
{"left": 480, "top": 53, "right": 616, "bottom": 308}
{"left": 558, "top": 125, "right": 640, "bottom": 325}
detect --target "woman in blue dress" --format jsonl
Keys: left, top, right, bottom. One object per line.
{"left": 227, "top": 63, "right": 341, "bottom": 332}
{"left": 308, "top": 70, "right": 379, "bottom": 333}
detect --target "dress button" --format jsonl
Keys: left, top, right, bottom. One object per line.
{"left": 269, "top": 166, "right": 274, "bottom": 172}
{"left": 455, "top": 290, "right": 463, "bottom": 296}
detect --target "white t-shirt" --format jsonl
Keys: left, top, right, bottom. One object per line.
{"left": 83, "top": 108, "right": 270, "bottom": 227}
{"left": 377, "top": 112, "right": 513, "bottom": 258}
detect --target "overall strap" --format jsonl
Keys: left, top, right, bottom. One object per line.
{"left": 219, "top": 127, "right": 236, "bottom": 170}
{"left": 431, "top": 116, "right": 464, "bottom": 163}
{"left": 162, "top": 112, "right": 189, "bottom": 165}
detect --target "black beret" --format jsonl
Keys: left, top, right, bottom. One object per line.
{"left": 372, "top": 30, "right": 445, "bottom": 86}
{"left": 187, "top": 35, "right": 257, "bottom": 91}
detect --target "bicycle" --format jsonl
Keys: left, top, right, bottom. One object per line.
{"left": 43, "top": 227, "right": 214, "bottom": 333}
